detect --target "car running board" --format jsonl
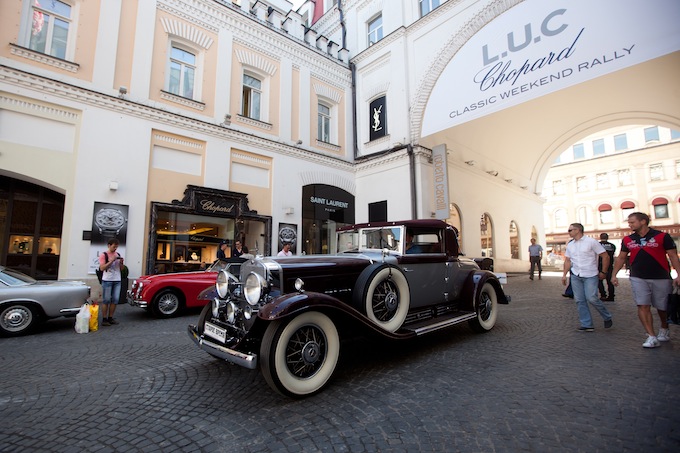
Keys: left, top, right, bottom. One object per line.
{"left": 403, "top": 311, "right": 478, "bottom": 336}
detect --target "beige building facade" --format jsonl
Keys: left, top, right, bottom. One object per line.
{"left": 542, "top": 125, "right": 680, "bottom": 256}
{"left": 0, "top": 0, "right": 678, "bottom": 283}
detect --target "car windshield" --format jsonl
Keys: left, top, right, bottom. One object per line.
{"left": 0, "top": 268, "right": 36, "bottom": 286}
{"left": 337, "top": 227, "right": 402, "bottom": 252}
{"left": 337, "top": 231, "right": 359, "bottom": 252}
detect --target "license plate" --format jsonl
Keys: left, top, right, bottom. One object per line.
{"left": 204, "top": 322, "right": 227, "bottom": 343}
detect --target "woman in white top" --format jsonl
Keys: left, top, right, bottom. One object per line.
{"left": 99, "top": 238, "right": 124, "bottom": 326}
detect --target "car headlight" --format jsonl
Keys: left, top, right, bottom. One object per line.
{"left": 244, "top": 272, "right": 268, "bottom": 306}
{"left": 216, "top": 270, "right": 238, "bottom": 299}
{"left": 211, "top": 298, "right": 222, "bottom": 318}
{"left": 225, "top": 301, "right": 237, "bottom": 323}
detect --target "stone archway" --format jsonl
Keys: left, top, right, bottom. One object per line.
{"left": 415, "top": 2, "right": 680, "bottom": 194}
{"left": 411, "top": 0, "right": 679, "bottom": 267}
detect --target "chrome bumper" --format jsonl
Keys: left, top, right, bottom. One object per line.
{"left": 126, "top": 290, "right": 148, "bottom": 308}
{"left": 187, "top": 325, "right": 258, "bottom": 370}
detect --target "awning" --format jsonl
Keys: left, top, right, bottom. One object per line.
{"left": 598, "top": 204, "right": 612, "bottom": 211}
{"left": 652, "top": 197, "right": 668, "bottom": 206}
{"left": 620, "top": 201, "right": 635, "bottom": 209}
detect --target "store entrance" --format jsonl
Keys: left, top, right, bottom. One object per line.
{"left": 301, "top": 184, "right": 355, "bottom": 255}
{"left": 0, "top": 176, "right": 64, "bottom": 280}
{"left": 147, "top": 186, "right": 272, "bottom": 274}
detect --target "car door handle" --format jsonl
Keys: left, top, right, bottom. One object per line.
{"left": 402, "top": 267, "right": 414, "bottom": 272}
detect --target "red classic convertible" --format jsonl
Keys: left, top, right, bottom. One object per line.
{"left": 127, "top": 259, "right": 245, "bottom": 318}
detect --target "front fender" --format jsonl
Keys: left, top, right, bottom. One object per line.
{"left": 258, "top": 291, "right": 358, "bottom": 321}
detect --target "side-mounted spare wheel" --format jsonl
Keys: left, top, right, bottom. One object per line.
{"left": 260, "top": 311, "right": 340, "bottom": 398}
{"left": 468, "top": 282, "right": 498, "bottom": 333}
{"left": 353, "top": 263, "right": 410, "bottom": 332}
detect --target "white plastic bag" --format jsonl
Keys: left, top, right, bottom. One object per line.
{"left": 75, "top": 303, "right": 90, "bottom": 334}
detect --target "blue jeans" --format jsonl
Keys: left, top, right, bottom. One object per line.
{"left": 102, "top": 280, "right": 121, "bottom": 305}
{"left": 571, "top": 274, "right": 611, "bottom": 328}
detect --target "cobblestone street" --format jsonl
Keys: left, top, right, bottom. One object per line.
{"left": 1, "top": 273, "right": 678, "bottom": 452}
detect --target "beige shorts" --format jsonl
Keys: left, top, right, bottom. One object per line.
{"left": 629, "top": 277, "right": 671, "bottom": 310}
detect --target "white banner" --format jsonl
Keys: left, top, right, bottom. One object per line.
{"left": 422, "top": 0, "right": 680, "bottom": 136}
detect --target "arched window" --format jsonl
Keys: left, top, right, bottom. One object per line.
{"left": 448, "top": 204, "right": 462, "bottom": 242}
{"left": 577, "top": 205, "right": 593, "bottom": 226}
{"left": 168, "top": 44, "right": 197, "bottom": 99}
{"left": 242, "top": 72, "right": 262, "bottom": 120}
{"left": 620, "top": 201, "right": 635, "bottom": 221}
{"left": 480, "top": 213, "right": 493, "bottom": 258}
{"left": 652, "top": 197, "right": 669, "bottom": 219}
{"left": 317, "top": 102, "right": 331, "bottom": 143}
{"left": 598, "top": 204, "right": 613, "bottom": 224}
{"left": 509, "top": 221, "right": 519, "bottom": 259}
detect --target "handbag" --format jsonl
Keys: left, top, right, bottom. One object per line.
{"left": 668, "top": 286, "right": 680, "bottom": 324}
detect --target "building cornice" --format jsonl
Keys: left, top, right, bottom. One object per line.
{"left": 351, "top": 27, "right": 406, "bottom": 65}
{"left": 0, "top": 65, "right": 353, "bottom": 172}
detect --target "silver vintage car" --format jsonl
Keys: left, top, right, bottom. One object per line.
{"left": 0, "top": 266, "right": 91, "bottom": 336}
{"left": 189, "top": 219, "right": 509, "bottom": 397}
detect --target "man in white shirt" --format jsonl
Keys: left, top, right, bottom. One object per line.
{"left": 561, "top": 223, "right": 613, "bottom": 332}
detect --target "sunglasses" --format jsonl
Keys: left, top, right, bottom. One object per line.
{"left": 567, "top": 229, "right": 576, "bottom": 232}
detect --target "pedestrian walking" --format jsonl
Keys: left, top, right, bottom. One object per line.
{"left": 561, "top": 223, "right": 613, "bottom": 332}
{"left": 528, "top": 238, "right": 543, "bottom": 280}
{"left": 612, "top": 212, "right": 680, "bottom": 348}
{"left": 598, "top": 233, "right": 616, "bottom": 301}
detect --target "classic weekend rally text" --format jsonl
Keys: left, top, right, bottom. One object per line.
{"left": 449, "top": 8, "right": 637, "bottom": 119}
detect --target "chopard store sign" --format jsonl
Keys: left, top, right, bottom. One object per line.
{"left": 197, "top": 198, "right": 236, "bottom": 215}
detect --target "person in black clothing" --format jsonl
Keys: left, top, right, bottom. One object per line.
{"left": 216, "top": 240, "right": 229, "bottom": 260}
{"left": 232, "top": 240, "right": 246, "bottom": 257}
{"left": 598, "top": 233, "right": 616, "bottom": 301}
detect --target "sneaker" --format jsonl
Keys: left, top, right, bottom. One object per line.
{"left": 604, "top": 319, "right": 613, "bottom": 329}
{"left": 101, "top": 318, "right": 111, "bottom": 326}
{"left": 577, "top": 326, "right": 595, "bottom": 332}
{"left": 108, "top": 318, "right": 119, "bottom": 325}
{"left": 642, "top": 335, "right": 660, "bottom": 348}
{"left": 657, "top": 328, "right": 670, "bottom": 342}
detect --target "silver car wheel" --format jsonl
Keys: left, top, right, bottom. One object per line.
{"left": 152, "top": 290, "right": 182, "bottom": 318}
{"left": 0, "top": 304, "right": 36, "bottom": 336}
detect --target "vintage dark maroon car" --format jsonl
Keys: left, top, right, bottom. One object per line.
{"left": 188, "top": 219, "right": 509, "bottom": 397}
